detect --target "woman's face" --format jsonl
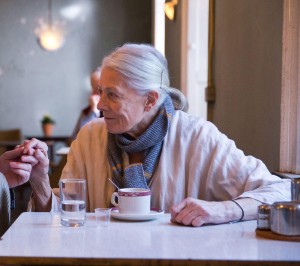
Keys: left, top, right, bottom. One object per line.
{"left": 97, "top": 68, "right": 148, "bottom": 136}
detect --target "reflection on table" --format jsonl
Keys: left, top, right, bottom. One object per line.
{"left": 0, "top": 212, "right": 299, "bottom": 266}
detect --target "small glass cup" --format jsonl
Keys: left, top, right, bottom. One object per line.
{"left": 95, "top": 208, "right": 112, "bottom": 227}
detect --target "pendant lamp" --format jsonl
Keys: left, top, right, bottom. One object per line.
{"left": 38, "top": 0, "right": 65, "bottom": 51}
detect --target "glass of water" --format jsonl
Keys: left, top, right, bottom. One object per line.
{"left": 59, "top": 179, "right": 86, "bottom": 227}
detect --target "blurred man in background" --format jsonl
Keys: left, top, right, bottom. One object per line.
{"left": 72, "top": 67, "right": 101, "bottom": 139}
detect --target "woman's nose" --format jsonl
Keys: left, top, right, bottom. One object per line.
{"left": 97, "top": 95, "right": 107, "bottom": 111}
{"left": 97, "top": 98, "right": 101, "bottom": 110}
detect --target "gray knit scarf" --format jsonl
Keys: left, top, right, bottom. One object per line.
{"left": 108, "top": 95, "right": 175, "bottom": 189}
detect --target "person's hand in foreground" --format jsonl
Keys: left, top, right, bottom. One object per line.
{"left": 0, "top": 147, "right": 32, "bottom": 188}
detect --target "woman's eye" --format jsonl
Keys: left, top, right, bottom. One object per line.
{"left": 108, "top": 92, "right": 117, "bottom": 99}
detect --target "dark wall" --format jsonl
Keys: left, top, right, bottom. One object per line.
{"left": 212, "top": 0, "right": 283, "bottom": 171}
{"left": 165, "top": 0, "right": 182, "bottom": 90}
{"left": 0, "top": 0, "right": 152, "bottom": 136}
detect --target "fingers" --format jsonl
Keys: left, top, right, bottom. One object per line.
{"left": 4, "top": 141, "right": 48, "bottom": 189}
{"left": 170, "top": 198, "right": 208, "bottom": 227}
{"left": 8, "top": 173, "right": 30, "bottom": 188}
{"left": 22, "top": 138, "right": 48, "bottom": 155}
{"left": 179, "top": 209, "right": 208, "bottom": 227}
{"left": 2, "top": 147, "right": 25, "bottom": 160}
{"left": 170, "top": 198, "right": 189, "bottom": 224}
{"left": 8, "top": 161, "right": 32, "bottom": 186}
{"left": 10, "top": 161, "right": 32, "bottom": 173}
{"left": 171, "top": 198, "right": 187, "bottom": 215}
{"left": 191, "top": 216, "right": 206, "bottom": 227}
{"left": 13, "top": 142, "right": 49, "bottom": 171}
{"left": 34, "top": 149, "right": 50, "bottom": 166}
{"left": 19, "top": 154, "right": 40, "bottom": 166}
{"left": 20, "top": 149, "right": 49, "bottom": 169}
{"left": 3, "top": 138, "right": 48, "bottom": 162}
{"left": 11, "top": 169, "right": 30, "bottom": 183}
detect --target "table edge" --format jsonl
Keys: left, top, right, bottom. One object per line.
{"left": 0, "top": 256, "right": 299, "bottom": 266}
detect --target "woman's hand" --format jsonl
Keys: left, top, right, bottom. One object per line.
{"left": 170, "top": 197, "right": 233, "bottom": 227}
{"left": 20, "top": 138, "right": 52, "bottom": 211}
{"left": 0, "top": 137, "right": 48, "bottom": 188}
{"left": 0, "top": 147, "right": 32, "bottom": 188}
{"left": 20, "top": 138, "right": 49, "bottom": 181}
{"left": 170, "top": 197, "right": 260, "bottom": 226}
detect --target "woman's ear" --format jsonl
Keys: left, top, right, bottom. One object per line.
{"left": 144, "top": 91, "right": 159, "bottom": 111}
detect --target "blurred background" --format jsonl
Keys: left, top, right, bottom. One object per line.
{"left": 0, "top": 0, "right": 152, "bottom": 136}
{"left": 1, "top": 0, "right": 297, "bottom": 223}
{"left": 0, "top": 0, "right": 292, "bottom": 174}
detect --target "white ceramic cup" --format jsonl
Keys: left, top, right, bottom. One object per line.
{"left": 111, "top": 188, "right": 151, "bottom": 214}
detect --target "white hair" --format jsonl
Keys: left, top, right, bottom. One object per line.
{"left": 101, "top": 43, "right": 188, "bottom": 111}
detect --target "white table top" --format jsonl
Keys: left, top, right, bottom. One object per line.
{"left": 0, "top": 212, "right": 299, "bottom": 265}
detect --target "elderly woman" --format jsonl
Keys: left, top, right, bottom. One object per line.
{"left": 19, "top": 43, "right": 290, "bottom": 227}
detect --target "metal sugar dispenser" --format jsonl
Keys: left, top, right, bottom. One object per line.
{"left": 257, "top": 204, "right": 271, "bottom": 230}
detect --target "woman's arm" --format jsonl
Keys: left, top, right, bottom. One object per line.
{"left": 170, "top": 197, "right": 261, "bottom": 226}
{"left": 22, "top": 138, "right": 52, "bottom": 212}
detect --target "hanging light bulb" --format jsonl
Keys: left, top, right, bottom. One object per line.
{"left": 39, "top": 28, "right": 64, "bottom": 51}
{"left": 164, "top": 0, "right": 178, "bottom": 21}
{"left": 38, "top": 0, "right": 65, "bottom": 51}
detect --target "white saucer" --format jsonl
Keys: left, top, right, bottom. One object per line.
{"left": 111, "top": 208, "right": 164, "bottom": 221}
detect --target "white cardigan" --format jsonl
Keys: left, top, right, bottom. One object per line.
{"left": 51, "top": 111, "right": 290, "bottom": 212}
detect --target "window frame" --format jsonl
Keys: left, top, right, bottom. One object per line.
{"left": 280, "top": 0, "right": 300, "bottom": 174}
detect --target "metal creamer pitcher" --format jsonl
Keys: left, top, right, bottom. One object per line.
{"left": 291, "top": 177, "right": 300, "bottom": 202}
